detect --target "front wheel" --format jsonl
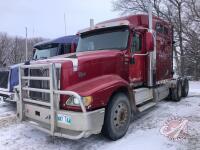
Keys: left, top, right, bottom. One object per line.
{"left": 102, "top": 93, "right": 131, "bottom": 140}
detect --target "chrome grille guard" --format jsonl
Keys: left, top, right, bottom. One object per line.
{"left": 17, "top": 63, "right": 88, "bottom": 139}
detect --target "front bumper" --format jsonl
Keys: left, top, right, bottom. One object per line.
{"left": 0, "top": 90, "right": 15, "bottom": 102}
{"left": 17, "top": 63, "right": 105, "bottom": 140}
{"left": 22, "top": 104, "right": 105, "bottom": 139}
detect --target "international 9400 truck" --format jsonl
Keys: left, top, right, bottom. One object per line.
{"left": 16, "top": 9, "right": 189, "bottom": 140}
{"left": 0, "top": 35, "right": 78, "bottom": 102}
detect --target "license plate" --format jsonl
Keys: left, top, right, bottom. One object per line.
{"left": 57, "top": 114, "right": 72, "bottom": 125}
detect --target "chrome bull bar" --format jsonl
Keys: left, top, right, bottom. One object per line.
{"left": 16, "top": 63, "right": 92, "bottom": 140}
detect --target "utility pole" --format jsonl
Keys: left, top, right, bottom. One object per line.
{"left": 33, "top": 27, "right": 35, "bottom": 38}
{"left": 64, "top": 13, "right": 67, "bottom": 36}
{"left": 25, "top": 27, "right": 28, "bottom": 61}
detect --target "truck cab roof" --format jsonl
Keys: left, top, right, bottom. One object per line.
{"left": 78, "top": 14, "right": 171, "bottom": 34}
{"left": 34, "top": 35, "right": 79, "bottom": 48}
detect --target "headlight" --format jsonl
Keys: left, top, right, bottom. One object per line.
{"left": 66, "top": 96, "right": 80, "bottom": 106}
{"left": 66, "top": 96, "right": 93, "bottom": 107}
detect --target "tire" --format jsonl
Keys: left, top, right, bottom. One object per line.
{"left": 166, "top": 87, "right": 173, "bottom": 100}
{"left": 171, "top": 80, "right": 182, "bottom": 102}
{"left": 102, "top": 93, "right": 131, "bottom": 140}
{"left": 182, "top": 78, "right": 189, "bottom": 97}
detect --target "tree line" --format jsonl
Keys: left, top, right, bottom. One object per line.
{"left": 0, "top": 32, "right": 44, "bottom": 67}
{"left": 113, "top": 0, "right": 200, "bottom": 80}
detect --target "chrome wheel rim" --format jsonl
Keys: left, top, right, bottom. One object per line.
{"left": 113, "top": 102, "right": 128, "bottom": 129}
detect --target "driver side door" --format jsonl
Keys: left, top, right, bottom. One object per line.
{"left": 129, "top": 33, "right": 146, "bottom": 86}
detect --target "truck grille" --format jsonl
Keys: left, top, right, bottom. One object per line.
{"left": 0, "top": 70, "right": 9, "bottom": 89}
{"left": 29, "top": 69, "right": 50, "bottom": 102}
{"left": 27, "top": 67, "right": 60, "bottom": 102}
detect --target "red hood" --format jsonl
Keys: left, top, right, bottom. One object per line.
{"left": 76, "top": 50, "right": 123, "bottom": 61}
{"left": 29, "top": 50, "right": 127, "bottom": 92}
{"left": 30, "top": 50, "right": 124, "bottom": 66}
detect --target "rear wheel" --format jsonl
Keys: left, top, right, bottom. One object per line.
{"left": 171, "top": 80, "right": 182, "bottom": 102}
{"left": 182, "top": 78, "right": 189, "bottom": 97}
{"left": 102, "top": 93, "right": 131, "bottom": 140}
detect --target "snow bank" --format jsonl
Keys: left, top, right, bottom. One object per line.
{"left": 0, "top": 82, "right": 199, "bottom": 150}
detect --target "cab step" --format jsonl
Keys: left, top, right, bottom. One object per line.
{"left": 134, "top": 88, "right": 153, "bottom": 105}
{"left": 138, "top": 102, "right": 156, "bottom": 112}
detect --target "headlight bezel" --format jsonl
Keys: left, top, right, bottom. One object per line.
{"left": 65, "top": 96, "right": 93, "bottom": 107}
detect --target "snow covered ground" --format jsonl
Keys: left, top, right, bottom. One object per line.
{"left": 0, "top": 101, "right": 16, "bottom": 128}
{"left": 0, "top": 101, "right": 16, "bottom": 115}
{"left": 0, "top": 82, "right": 200, "bottom": 150}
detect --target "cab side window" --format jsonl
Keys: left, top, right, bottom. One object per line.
{"left": 64, "top": 44, "right": 71, "bottom": 54}
{"left": 60, "top": 44, "right": 71, "bottom": 54}
{"left": 131, "top": 34, "right": 142, "bottom": 53}
{"left": 156, "top": 23, "right": 170, "bottom": 36}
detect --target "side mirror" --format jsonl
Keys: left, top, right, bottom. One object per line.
{"left": 71, "top": 43, "right": 77, "bottom": 53}
{"left": 146, "top": 32, "right": 154, "bottom": 52}
{"left": 33, "top": 48, "right": 36, "bottom": 57}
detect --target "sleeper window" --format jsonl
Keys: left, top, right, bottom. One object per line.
{"left": 131, "top": 34, "right": 142, "bottom": 52}
{"left": 156, "top": 23, "right": 164, "bottom": 33}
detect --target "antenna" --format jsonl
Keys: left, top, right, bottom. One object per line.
{"left": 90, "top": 19, "right": 94, "bottom": 29}
{"left": 25, "top": 27, "right": 28, "bottom": 61}
{"left": 64, "top": 13, "right": 67, "bottom": 35}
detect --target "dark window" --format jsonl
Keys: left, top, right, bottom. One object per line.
{"left": 156, "top": 23, "right": 164, "bottom": 33}
{"left": 34, "top": 43, "right": 59, "bottom": 60}
{"left": 131, "top": 34, "right": 142, "bottom": 52}
{"left": 60, "top": 44, "right": 71, "bottom": 54}
{"left": 0, "top": 71, "right": 9, "bottom": 89}
{"left": 164, "top": 27, "right": 169, "bottom": 35}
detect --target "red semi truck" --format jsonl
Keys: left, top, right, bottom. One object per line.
{"left": 17, "top": 12, "right": 189, "bottom": 140}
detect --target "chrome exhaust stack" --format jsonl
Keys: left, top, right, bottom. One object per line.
{"left": 147, "top": 3, "right": 156, "bottom": 87}
{"left": 90, "top": 19, "right": 94, "bottom": 29}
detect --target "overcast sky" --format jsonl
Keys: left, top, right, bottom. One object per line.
{"left": 0, "top": 0, "right": 119, "bottom": 39}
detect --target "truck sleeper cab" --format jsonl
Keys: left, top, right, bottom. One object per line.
{"left": 17, "top": 15, "right": 189, "bottom": 140}
{"left": 0, "top": 35, "right": 78, "bottom": 102}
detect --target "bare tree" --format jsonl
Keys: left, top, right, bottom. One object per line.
{"left": 113, "top": 0, "right": 200, "bottom": 80}
{"left": 183, "top": 0, "right": 200, "bottom": 80}
{"left": 0, "top": 32, "right": 44, "bottom": 67}
{"left": 0, "top": 33, "right": 10, "bottom": 67}
{"left": 113, "top": 0, "right": 164, "bottom": 16}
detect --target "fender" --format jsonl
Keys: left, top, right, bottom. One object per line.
{"left": 65, "top": 74, "right": 131, "bottom": 110}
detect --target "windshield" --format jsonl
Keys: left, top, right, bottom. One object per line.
{"left": 77, "top": 26, "right": 129, "bottom": 52}
{"left": 33, "top": 43, "right": 59, "bottom": 60}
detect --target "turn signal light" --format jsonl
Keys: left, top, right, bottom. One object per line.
{"left": 83, "top": 96, "right": 93, "bottom": 107}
